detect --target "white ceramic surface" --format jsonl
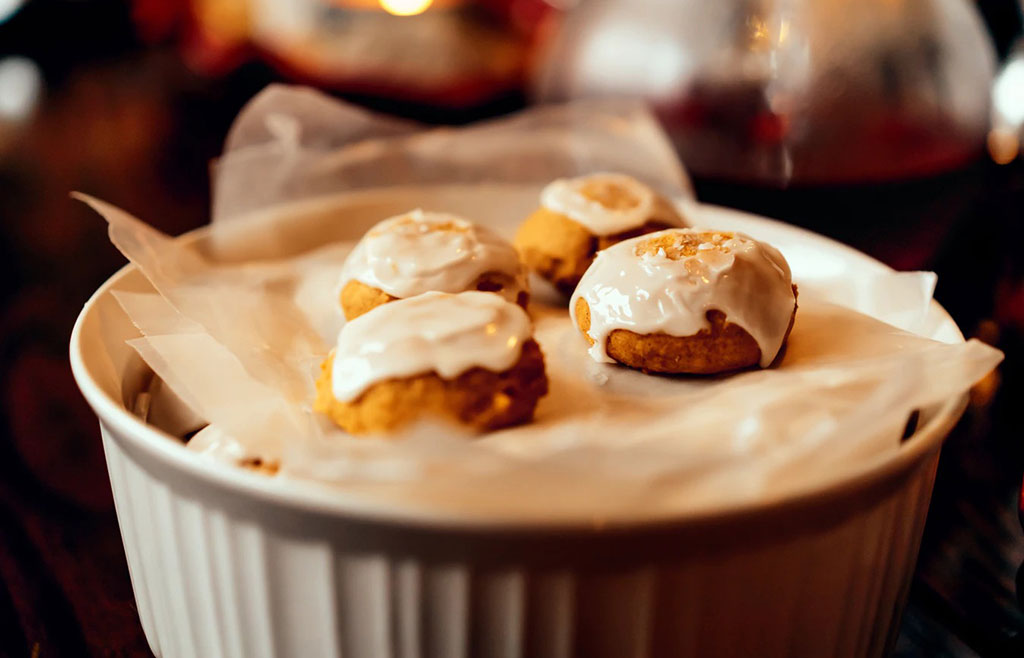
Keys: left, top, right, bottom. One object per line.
{"left": 71, "top": 185, "right": 968, "bottom": 657}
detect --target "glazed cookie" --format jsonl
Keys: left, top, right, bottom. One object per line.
{"left": 315, "top": 291, "right": 548, "bottom": 435}
{"left": 514, "top": 173, "right": 686, "bottom": 295}
{"left": 339, "top": 209, "right": 528, "bottom": 320}
{"left": 571, "top": 228, "right": 798, "bottom": 374}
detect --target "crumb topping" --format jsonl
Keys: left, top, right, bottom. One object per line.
{"left": 579, "top": 179, "right": 643, "bottom": 211}
{"left": 369, "top": 212, "right": 470, "bottom": 237}
{"left": 635, "top": 230, "right": 736, "bottom": 259}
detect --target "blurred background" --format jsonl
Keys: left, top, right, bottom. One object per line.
{"left": 0, "top": 0, "right": 1022, "bottom": 655}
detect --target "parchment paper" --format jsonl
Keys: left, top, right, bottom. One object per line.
{"left": 76, "top": 86, "right": 1002, "bottom": 519}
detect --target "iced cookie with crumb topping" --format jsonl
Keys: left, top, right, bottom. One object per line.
{"left": 315, "top": 291, "right": 548, "bottom": 435}
{"left": 339, "top": 210, "right": 528, "bottom": 321}
{"left": 514, "top": 173, "right": 686, "bottom": 295}
{"left": 571, "top": 228, "right": 797, "bottom": 375}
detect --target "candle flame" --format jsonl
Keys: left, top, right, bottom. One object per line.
{"left": 379, "top": 0, "right": 433, "bottom": 16}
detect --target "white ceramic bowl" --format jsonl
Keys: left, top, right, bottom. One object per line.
{"left": 71, "top": 186, "right": 967, "bottom": 658}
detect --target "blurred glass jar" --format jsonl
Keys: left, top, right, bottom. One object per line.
{"left": 534, "top": 0, "right": 997, "bottom": 185}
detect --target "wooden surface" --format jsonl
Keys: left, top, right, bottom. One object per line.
{"left": 1, "top": 4, "right": 1023, "bottom": 656}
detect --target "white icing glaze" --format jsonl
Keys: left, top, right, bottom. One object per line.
{"left": 186, "top": 424, "right": 249, "bottom": 461}
{"left": 339, "top": 209, "right": 527, "bottom": 302}
{"left": 570, "top": 229, "right": 796, "bottom": 368}
{"left": 331, "top": 291, "right": 532, "bottom": 402}
{"left": 540, "top": 172, "right": 662, "bottom": 235}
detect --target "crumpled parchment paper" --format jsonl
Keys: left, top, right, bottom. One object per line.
{"left": 77, "top": 85, "right": 1003, "bottom": 520}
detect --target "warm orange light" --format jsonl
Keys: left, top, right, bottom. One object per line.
{"left": 988, "top": 129, "right": 1019, "bottom": 165}
{"left": 379, "top": 0, "right": 433, "bottom": 16}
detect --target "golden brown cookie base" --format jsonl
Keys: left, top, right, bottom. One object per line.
{"left": 514, "top": 204, "right": 683, "bottom": 295}
{"left": 340, "top": 279, "right": 398, "bottom": 321}
{"left": 474, "top": 271, "right": 530, "bottom": 309}
{"left": 575, "top": 294, "right": 798, "bottom": 375}
{"left": 340, "top": 275, "right": 529, "bottom": 321}
{"left": 314, "top": 339, "right": 548, "bottom": 435}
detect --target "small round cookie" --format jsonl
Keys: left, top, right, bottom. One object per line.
{"left": 515, "top": 173, "right": 686, "bottom": 295}
{"left": 315, "top": 291, "right": 548, "bottom": 435}
{"left": 571, "top": 228, "right": 798, "bottom": 374}
{"left": 339, "top": 209, "right": 528, "bottom": 321}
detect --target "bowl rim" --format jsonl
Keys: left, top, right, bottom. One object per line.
{"left": 70, "top": 196, "right": 968, "bottom": 532}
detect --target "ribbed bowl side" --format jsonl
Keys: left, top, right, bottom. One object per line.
{"left": 101, "top": 424, "right": 939, "bottom": 658}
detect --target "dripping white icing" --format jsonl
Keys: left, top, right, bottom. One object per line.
{"left": 540, "top": 172, "right": 661, "bottom": 236}
{"left": 331, "top": 291, "right": 532, "bottom": 402}
{"left": 339, "top": 209, "right": 527, "bottom": 302}
{"left": 570, "top": 229, "right": 796, "bottom": 368}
